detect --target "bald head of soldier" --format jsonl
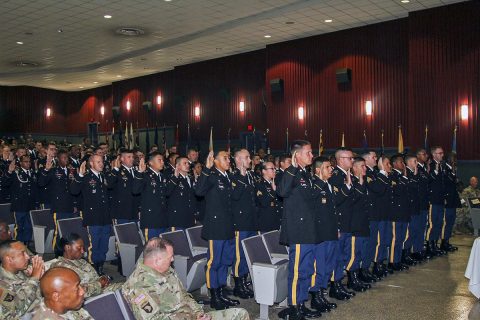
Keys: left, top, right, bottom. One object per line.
{"left": 40, "top": 267, "right": 86, "bottom": 315}
{"left": 143, "top": 237, "right": 174, "bottom": 274}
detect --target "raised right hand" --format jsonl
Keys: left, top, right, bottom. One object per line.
{"left": 79, "top": 161, "right": 87, "bottom": 176}
{"left": 138, "top": 158, "right": 146, "bottom": 173}
{"left": 205, "top": 151, "right": 214, "bottom": 169}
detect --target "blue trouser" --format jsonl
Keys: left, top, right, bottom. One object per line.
{"left": 442, "top": 207, "right": 456, "bottom": 241}
{"left": 13, "top": 211, "right": 32, "bottom": 243}
{"left": 310, "top": 241, "right": 338, "bottom": 291}
{"left": 409, "top": 213, "right": 424, "bottom": 253}
{"left": 390, "top": 222, "right": 407, "bottom": 264}
{"left": 87, "top": 225, "right": 112, "bottom": 264}
{"left": 426, "top": 204, "right": 444, "bottom": 242}
{"left": 206, "top": 239, "right": 234, "bottom": 289}
{"left": 403, "top": 223, "right": 412, "bottom": 253}
{"left": 143, "top": 228, "right": 168, "bottom": 241}
{"left": 233, "top": 231, "right": 256, "bottom": 277}
{"left": 377, "top": 220, "right": 392, "bottom": 263}
{"left": 366, "top": 220, "right": 380, "bottom": 268}
{"left": 53, "top": 212, "right": 78, "bottom": 249}
{"left": 288, "top": 244, "right": 315, "bottom": 305}
{"left": 339, "top": 232, "right": 352, "bottom": 269}
{"left": 346, "top": 236, "right": 368, "bottom": 272}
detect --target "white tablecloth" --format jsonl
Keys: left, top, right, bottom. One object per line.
{"left": 465, "top": 237, "right": 480, "bottom": 298}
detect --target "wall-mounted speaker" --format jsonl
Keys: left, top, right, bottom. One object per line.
{"left": 336, "top": 68, "right": 351, "bottom": 83}
{"left": 270, "top": 78, "right": 284, "bottom": 93}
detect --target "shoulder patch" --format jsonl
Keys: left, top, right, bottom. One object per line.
{"left": 333, "top": 186, "right": 339, "bottom": 193}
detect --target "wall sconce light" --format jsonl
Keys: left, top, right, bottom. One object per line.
{"left": 100, "top": 105, "right": 105, "bottom": 116}
{"left": 461, "top": 104, "right": 468, "bottom": 120}
{"left": 126, "top": 100, "right": 131, "bottom": 111}
{"left": 365, "top": 100, "right": 372, "bottom": 116}
{"left": 194, "top": 105, "right": 200, "bottom": 117}
{"left": 46, "top": 107, "right": 52, "bottom": 117}
{"left": 157, "top": 95, "right": 162, "bottom": 105}
{"left": 298, "top": 106, "right": 304, "bottom": 120}
{"left": 239, "top": 101, "right": 245, "bottom": 112}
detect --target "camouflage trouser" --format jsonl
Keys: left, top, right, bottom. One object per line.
{"left": 454, "top": 207, "right": 473, "bottom": 235}
{"left": 208, "top": 307, "right": 250, "bottom": 320}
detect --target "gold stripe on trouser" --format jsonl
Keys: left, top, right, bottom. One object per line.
{"left": 426, "top": 204, "right": 433, "bottom": 241}
{"left": 257, "top": 231, "right": 261, "bottom": 235}
{"left": 79, "top": 211, "right": 83, "bottom": 219}
{"left": 206, "top": 240, "right": 214, "bottom": 288}
{"left": 144, "top": 228, "right": 149, "bottom": 241}
{"left": 13, "top": 212, "right": 18, "bottom": 240}
{"left": 86, "top": 226, "right": 93, "bottom": 264}
{"left": 403, "top": 224, "right": 410, "bottom": 248}
{"left": 346, "top": 236, "right": 356, "bottom": 271}
{"left": 390, "top": 222, "right": 396, "bottom": 263}
{"left": 292, "top": 244, "right": 301, "bottom": 305}
{"left": 441, "top": 208, "right": 447, "bottom": 240}
{"left": 171, "top": 227, "right": 176, "bottom": 232}
{"left": 52, "top": 212, "right": 58, "bottom": 249}
{"left": 330, "top": 271, "right": 335, "bottom": 282}
{"left": 113, "top": 219, "right": 119, "bottom": 255}
{"left": 234, "top": 231, "right": 241, "bottom": 277}
{"left": 311, "top": 260, "right": 317, "bottom": 287}
{"left": 374, "top": 230, "right": 381, "bottom": 262}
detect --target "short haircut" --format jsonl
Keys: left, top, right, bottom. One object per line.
{"left": 19, "top": 154, "right": 30, "bottom": 162}
{"left": 0, "top": 240, "right": 18, "bottom": 259}
{"left": 143, "top": 237, "right": 173, "bottom": 260}
{"left": 47, "top": 141, "right": 56, "bottom": 148}
{"left": 175, "top": 156, "right": 187, "bottom": 166}
{"left": 93, "top": 147, "right": 102, "bottom": 153}
{"left": 168, "top": 152, "right": 178, "bottom": 161}
{"left": 335, "top": 147, "right": 353, "bottom": 159}
{"left": 148, "top": 151, "right": 163, "bottom": 162}
{"left": 290, "top": 140, "right": 310, "bottom": 154}
{"left": 313, "top": 156, "right": 330, "bottom": 169}
{"left": 234, "top": 149, "right": 248, "bottom": 158}
{"left": 361, "top": 150, "right": 376, "bottom": 158}
{"left": 404, "top": 154, "right": 417, "bottom": 162}
{"left": 98, "top": 142, "right": 107, "bottom": 147}
{"left": 119, "top": 148, "right": 133, "bottom": 155}
{"left": 57, "top": 233, "right": 82, "bottom": 252}
{"left": 416, "top": 148, "right": 427, "bottom": 155}
{"left": 279, "top": 154, "right": 292, "bottom": 164}
{"left": 261, "top": 161, "right": 274, "bottom": 171}
{"left": 57, "top": 149, "right": 68, "bottom": 157}
{"left": 390, "top": 154, "right": 404, "bottom": 164}
{"left": 0, "top": 220, "right": 8, "bottom": 233}
{"left": 187, "top": 148, "right": 198, "bottom": 154}
{"left": 431, "top": 146, "right": 442, "bottom": 154}
{"left": 353, "top": 156, "right": 365, "bottom": 165}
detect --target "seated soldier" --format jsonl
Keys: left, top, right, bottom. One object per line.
{"left": 30, "top": 267, "right": 93, "bottom": 319}
{"left": 48, "top": 233, "right": 122, "bottom": 298}
{"left": 122, "top": 237, "right": 250, "bottom": 320}
{"left": 0, "top": 219, "right": 12, "bottom": 241}
{"left": 0, "top": 240, "right": 44, "bottom": 318}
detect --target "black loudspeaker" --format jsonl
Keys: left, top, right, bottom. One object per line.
{"left": 142, "top": 101, "right": 152, "bottom": 111}
{"left": 270, "top": 78, "right": 284, "bottom": 93}
{"left": 112, "top": 106, "right": 120, "bottom": 119}
{"left": 336, "top": 68, "right": 351, "bottom": 83}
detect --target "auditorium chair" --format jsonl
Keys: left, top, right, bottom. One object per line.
{"left": 185, "top": 225, "right": 208, "bottom": 256}
{"left": 160, "top": 230, "right": 207, "bottom": 292}
{"left": 84, "top": 290, "right": 135, "bottom": 320}
{"left": 113, "top": 222, "right": 144, "bottom": 277}
{"left": 261, "top": 230, "right": 289, "bottom": 263}
{"left": 29, "top": 208, "right": 54, "bottom": 254}
{"left": 57, "top": 217, "right": 90, "bottom": 255}
{"left": 0, "top": 203, "right": 14, "bottom": 234}
{"left": 242, "top": 235, "right": 288, "bottom": 320}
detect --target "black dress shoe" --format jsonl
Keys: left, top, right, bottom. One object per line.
{"left": 372, "top": 263, "right": 384, "bottom": 279}
{"left": 446, "top": 241, "right": 458, "bottom": 252}
{"left": 320, "top": 288, "right": 337, "bottom": 310}
{"left": 209, "top": 288, "right": 228, "bottom": 310}
{"left": 233, "top": 277, "right": 253, "bottom": 299}
{"left": 338, "top": 280, "right": 356, "bottom": 297}
{"left": 399, "top": 263, "right": 409, "bottom": 270}
{"left": 218, "top": 286, "right": 240, "bottom": 306}
{"left": 347, "top": 271, "right": 366, "bottom": 292}
{"left": 310, "top": 291, "right": 330, "bottom": 313}
{"left": 278, "top": 305, "right": 305, "bottom": 320}
{"left": 359, "top": 268, "right": 376, "bottom": 283}
{"left": 329, "top": 281, "right": 350, "bottom": 300}
{"left": 241, "top": 275, "right": 255, "bottom": 296}
{"left": 300, "top": 302, "right": 321, "bottom": 318}
{"left": 387, "top": 263, "right": 396, "bottom": 274}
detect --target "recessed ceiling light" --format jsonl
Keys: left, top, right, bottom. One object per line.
{"left": 57, "top": 28, "right": 63, "bottom": 33}
{"left": 79, "top": 86, "right": 84, "bottom": 89}
{"left": 401, "top": 0, "right": 410, "bottom": 3}
{"left": 264, "top": 35, "right": 271, "bottom": 38}
{"left": 164, "top": 0, "right": 172, "bottom": 2}
{"left": 324, "top": 19, "right": 333, "bottom": 23}
{"left": 16, "top": 41, "right": 23, "bottom": 45}
{"left": 93, "top": 81, "right": 98, "bottom": 84}
{"left": 116, "top": 75, "right": 122, "bottom": 78}
{"left": 104, "top": 14, "right": 112, "bottom": 19}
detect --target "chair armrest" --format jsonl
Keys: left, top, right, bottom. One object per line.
{"left": 253, "top": 262, "right": 279, "bottom": 269}
{"left": 33, "top": 225, "right": 47, "bottom": 229}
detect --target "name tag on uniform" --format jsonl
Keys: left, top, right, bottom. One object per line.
{"left": 92, "top": 189, "right": 96, "bottom": 193}
{"left": 322, "top": 198, "right": 327, "bottom": 204}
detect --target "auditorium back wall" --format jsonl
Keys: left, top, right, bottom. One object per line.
{"left": 0, "top": 1, "right": 478, "bottom": 159}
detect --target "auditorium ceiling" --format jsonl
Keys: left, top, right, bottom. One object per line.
{"left": 0, "top": 0, "right": 465, "bottom": 91}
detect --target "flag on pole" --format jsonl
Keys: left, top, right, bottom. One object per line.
{"left": 285, "top": 128, "right": 289, "bottom": 153}
{"left": 318, "top": 130, "right": 324, "bottom": 156}
{"left": 118, "top": 121, "right": 123, "bottom": 147}
{"left": 227, "top": 128, "right": 231, "bottom": 154}
{"left": 362, "top": 130, "right": 368, "bottom": 152}
{"left": 424, "top": 124, "right": 429, "bottom": 151}
{"left": 252, "top": 127, "right": 256, "bottom": 154}
{"left": 209, "top": 127, "right": 213, "bottom": 152}
{"left": 398, "top": 125, "right": 404, "bottom": 153}
{"left": 112, "top": 124, "right": 116, "bottom": 151}
{"left": 341, "top": 132, "right": 345, "bottom": 147}
{"left": 304, "top": 130, "right": 308, "bottom": 140}
{"left": 162, "top": 124, "right": 168, "bottom": 157}
{"left": 154, "top": 124, "right": 159, "bottom": 147}
{"left": 452, "top": 126, "right": 457, "bottom": 154}
{"left": 145, "top": 124, "right": 150, "bottom": 154}
{"left": 124, "top": 122, "right": 129, "bottom": 148}
{"left": 105, "top": 120, "right": 110, "bottom": 147}
{"left": 380, "top": 129, "right": 385, "bottom": 156}
{"left": 135, "top": 121, "right": 140, "bottom": 148}
{"left": 130, "top": 122, "right": 134, "bottom": 149}
{"left": 186, "top": 123, "right": 191, "bottom": 155}
{"left": 265, "top": 129, "right": 270, "bottom": 155}
{"left": 175, "top": 124, "right": 179, "bottom": 147}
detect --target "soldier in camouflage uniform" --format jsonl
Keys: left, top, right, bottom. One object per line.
{"left": 48, "top": 233, "right": 122, "bottom": 298}
{"left": 30, "top": 267, "right": 93, "bottom": 320}
{"left": 122, "top": 237, "right": 250, "bottom": 320}
{"left": 0, "top": 240, "right": 44, "bottom": 319}
{"left": 455, "top": 176, "right": 480, "bottom": 234}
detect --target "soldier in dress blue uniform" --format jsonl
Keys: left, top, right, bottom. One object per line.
{"left": 308, "top": 157, "right": 341, "bottom": 312}
{"left": 4, "top": 155, "right": 38, "bottom": 244}
{"left": 255, "top": 161, "right": 281, "bottom": 232}
{"left": 277, "top": 140, "right": 321, "bottom": 320}
{"left": 194, "top": 150, "right": 240, "bottom": 311}
{"left": 404, "top": 154, "right": 423, "bottom": 264}
{"left": 415, "top": 149, "right": 430, "bottom": 260}
{"left": 388, "top": 154, "right": 411, "bottom": 272}
{"left": 69, "top": 145, "right": 82, "bottom": 170}
{"left": 37, "top": 150, "right": 78, "bottom": 250}
{"left": 166, "top": 156, "right": 196, "bottom": 231}
{"left": 163, "top": 153, "right": 178, "bottom": 178}
{"left": 36, "top": 142, "right": 57, "bottom": 209}
{"left": 425, "top": 146, "right": 447, "bottom": 256}
{"left": 231, "top": 149, "right": 257, "bottom": 300}
{"left": 441, "top": 153, "right": 461, "bottom": 252}
{"left": 274, "top": 154, "right": 291, "bottom": 186}
{"left": 70, "top": 155, "right": 111, "bottom": 275}
{"left": 107, "top": 149, "right": 140, "bottom": 225}
{"left": 132, "top": 152, "right": 168, "bottom": 240}
{"left": 328, "top": 148, "right": 356, "bottom": 298}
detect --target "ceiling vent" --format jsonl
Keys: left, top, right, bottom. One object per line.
{"left": 115, "top": 27, "right": 145, "bottom": 36}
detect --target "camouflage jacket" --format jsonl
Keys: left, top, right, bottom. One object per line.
{"left": 0, "top": 266, "right": 41, "bottom": 319}
{"left": 48, "top": 257, "right": 122, "bottom": 298}
{"left": 461, "top": 186, "right": 480, "bottom": 202}
{"left": 122, "top": 263, "right": 203, "bottom": 320}
{"left": 29, "top": 299, "right": 93, "bottom": 320}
